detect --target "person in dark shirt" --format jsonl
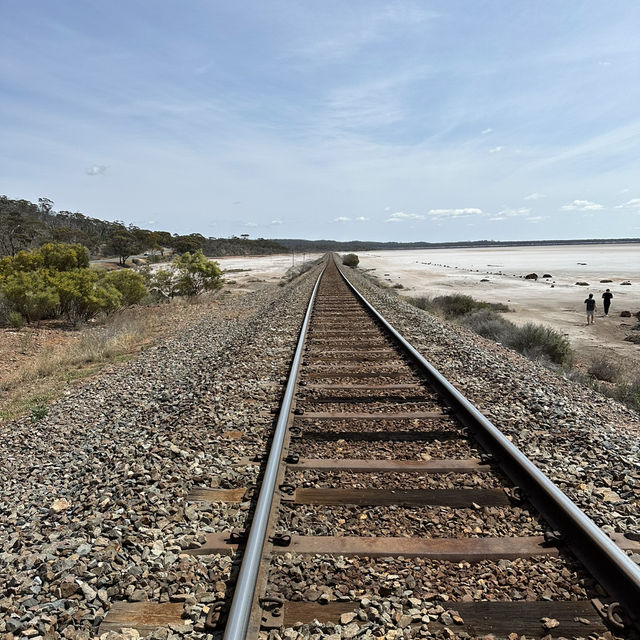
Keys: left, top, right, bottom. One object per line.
{"left": 584, "top": 293, "right": 596, "bottom": 324}
{"left": 602, "top": 289, "right": 613, "bottom": 316}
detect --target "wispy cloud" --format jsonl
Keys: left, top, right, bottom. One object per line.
{"left": 498, "top": 207, "right": 530, "bottom": 217}
{"left": 333, "top": 216, "right": 351, "bottom": 222}
{"left": 270, "top": 219, "right": 283, "bottom": 225}
{"left": 614, "top": 198, "right": 640, "bottom": 209}
{"left": 526, "top": 215, "right": 545, "bottom": 223}
{"left": 561, "top": 199, "right": 604, "bottom": 211}
{"left": 355, "top": 216, "right": 369, "bottom": 221}
{"left": 524, "top": 192, "right": 545, "bottom": 200}
{"left": 488, "top": 146, "right": 503, "bottom": 154}
{"left": 427, "top": 208, "right": 483, "bottom": 218}
{"left": 386, "top": 211, "right": 425, "bottom": 222}
{"left": 481, "top": 128, "right": 492, "bottom": 135}
{"left": 86, "top": 164, "right": 107, "bottom": 176}
{"left": 291, "top": 4, "right": 439, "bottom": 64}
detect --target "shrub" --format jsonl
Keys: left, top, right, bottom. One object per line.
{"left": 145, "top": 268, "right": 179, "bottom": 300}
{"left": 342, "top": 253, "right": 359, "bottom": 268}
{"left": 504, "top": 323, "right": 571, "bottom": 365}
{"left": 2, "top": 271, "right": 60, "bottom": 322}
{"left": 610, "top": 375, "right": 640, "bottom": 413}
{"left": 173, "top": 250, "right": 223, "bottom": 296}
{"left": 7, "top": 310, "right": 25, "bottom": 329}
{"left": 407, "top": 296, "right": 432, "bottom": 311}
{"left": 39, "top": 242, "right": 89, "bottom": 271}
{"left": 30, "top": 403, "right": 48, "bottom": 422}
{"left": 100, "top": 270, "right": 147, "bottom": 306}
{"left": 462, "top": 309, "right": 514, "bottom": 342}
{"left": 588, "top": 356, "right": 621, "bottom": 383}
{"left": 432, "top": 294, "right": 477, "bottom": 317}
{"left": 408, "top": 294, "right": 509, "bottom": 319}
{"left": 55, "top": 269, "right": 122, "bottom": 324}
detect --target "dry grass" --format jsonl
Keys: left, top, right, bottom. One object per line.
{"left": 0, "top": 296, "right": 216, "bottom": 422}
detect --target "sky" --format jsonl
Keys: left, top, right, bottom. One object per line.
{"left": 1, "top": 1, "right": 639, "bottom": 242}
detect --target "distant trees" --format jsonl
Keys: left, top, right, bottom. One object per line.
{"left": 106, "top": 223, "right": 142, "bottom": 265}
{"left": 0, "top": 195, "right": 289, "bottom": 261}
{"left": 172, "top": 233, "right": 204, "bottom": 255}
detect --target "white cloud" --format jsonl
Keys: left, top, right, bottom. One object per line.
{"left": 481, "top": 128, "right": 492, "bottom": 134}
{"left": 386, "top": 211, "right": 425, "bottom": 222}
{"left": 498, "top": 207, "right": 530, "bottom": 217}
{"left": 86, "top": 164, "right": 107, "bottom": 176}
{"left": 561, "top": 199, "right": 604, "bottom": 211}
{"left": 427, "top": 208, "right": 483, "bottom": 218}
{"left": 526, "top": 216, "right": 545, "bottom": 223}
{"left": 524, "top": 192, "right": 545, "bottom": 200}
{"left": 488, "top": 216, "right": 505, "bottom": 221}
{"left": 355, "top": 216, "right": 369, "bottom": 221}
{"left": 488, "top": 146, "right": 503, "bottom": 153}
{"left": 614, "top": 198, "right": 640, "bottom": 209}
{"left": 243, "top": 221, "right": 258, "bottom": 227}
{"left": 270, "top": 219, "right": 283, "bottom": 225}
{"left": 333, "top": 216, "right": 351, "bottom": 222}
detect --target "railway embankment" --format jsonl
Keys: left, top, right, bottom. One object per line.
{"left": 0, "top": 259, "right": 638, "bottom": 640}
{"left": 344, "top": 266, "right": 640, "bottom": 537}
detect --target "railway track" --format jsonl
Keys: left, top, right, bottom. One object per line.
{"left": 102, "top": 256, "right": 640, "bottom": 639}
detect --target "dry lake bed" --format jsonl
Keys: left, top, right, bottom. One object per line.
{"left": 215, "top": 244, "right": 640, "bottom": 374}
{"left": 358, "top": 243, "right": 640, "bottom": 374}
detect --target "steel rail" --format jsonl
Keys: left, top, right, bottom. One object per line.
{"left": 336, "top": 259, "right": 640, "bottom": 629}
{"left": 223, "top": 264, "right": 326, "bottom": 640}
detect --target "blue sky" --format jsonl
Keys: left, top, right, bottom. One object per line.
{"left": 1, "top": 1, "right": 639, "bottom": 241}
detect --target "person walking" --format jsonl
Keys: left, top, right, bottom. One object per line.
{"left": 602, "top": 289, "right": 613, "bottom": 316}
{"left": 584, "top": 293, "right": 596, "bottom": 325}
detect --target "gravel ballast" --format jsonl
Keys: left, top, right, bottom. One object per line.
{"left": 340, "top": 266, "right": 640, "bottom": 541}
{"left": 2, "top": 257, "right": 639, "bottom": 640}
{"left": 0, "top": 266, "right": 321, "bottom": 640}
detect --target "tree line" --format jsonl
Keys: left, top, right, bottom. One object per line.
{"left": 0, "top": 195, "right": 288, "bottom": 260}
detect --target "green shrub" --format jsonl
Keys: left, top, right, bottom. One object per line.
{"left": 432, "top": 294, "right": 477, "bottom": 317}
{"left": 100, "top": 270, "right": 147, "bottom": 306}
{"left": 407, "top": 294, "right": 509, "bottom": 318}
{"left": 2, "top": 271, "right": 60, "bottom": 322}
{"left": 462, "top": 309, "right": 514, "bottom": 342}
{"left": 173, "top": 250, "right": 223, "bottom": 296}
{"left": 504, "top": 322, "right": 571, "bottom": 365}
{"left": 342, "top": 253, "right": 359, "bottom": 267}
{"left": 55, "top": 269, "right": 122, "bottom": 324}
{"left": 30, "top": 403, "right": 48, "bottom": 422}
{"left": 39, "top": 242, "right": 89, "bottom": 271}
{"left": 7, "top": 310, "right": 25, "bottom": 329}
{"left": 410, "top": 297, "right": 571, "bottom": 365}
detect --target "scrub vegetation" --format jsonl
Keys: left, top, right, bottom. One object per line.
{"left": 407, "top": 294, "right": 571, "bottom": 365}
{"left": 407, "top": 292, "right": 640, "bottom": 413}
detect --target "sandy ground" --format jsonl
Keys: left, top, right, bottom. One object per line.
{"left": 215, "top": 253, "right": 324, "bottom": 292}
{"left": 356, "top": 244, "right": 640, "bottom": 374}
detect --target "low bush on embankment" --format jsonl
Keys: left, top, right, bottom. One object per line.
{"left": 406, "top": 292, "right": 640, "bottom": 412}
{"left": 407, "top": 294, "right": 571, "bottom": 366}
{"left": 408, "top": 293, "right": 509, "bottom": 318}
